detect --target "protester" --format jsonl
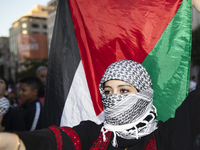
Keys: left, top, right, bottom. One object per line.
{"left": 0, "top": 0, "right": 200, "bottom": 149}
{"left": 19, "top": 76, "right": 44, "bottom": 131}
{"left": 0, "top": 100, "right": 9, "bottom": 132}
{"left": 0, "top": 75, "right": 26, "bottom": 132}
{"left": 0, "top": 60, "right": 199, "bottom": 150}
{"left": 36, "top": 66, "right": 47, "bottom": 87}
{"left": 1, "top": 104, "right": 27, "bottom": 132}
{"left": 36, "top": 66, "right": 47, "bottom": 105}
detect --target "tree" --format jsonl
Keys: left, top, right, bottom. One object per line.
{"left": 16, "top": 58, "right": 48, "bottom": 80}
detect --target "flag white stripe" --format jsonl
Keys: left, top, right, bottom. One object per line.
{"left": 60, "top": 60, "right": 104, "bottom": 127}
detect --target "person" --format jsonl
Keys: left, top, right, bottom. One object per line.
{"left": 0, "top": 75, "right": 9, "bottom": 132}
{"left": 0, "top": 60, "right": 199, "bottom": 150}
{"left": 0, "top": 99, "right": 9, "bottom": 132}
{"left": 36, "top": 66, "right": 47, "bottom": 106}
{"left": 36, "top": 66, "right": 47, "bottom": 87}
{"left": 189, "top": 76, "right": 197, "bottom": 92}
{"left": 0, "top": 75, "right": 26, "bottom": 132}
{"left": 19, "top": 76, "right": 44, "bottom": 131}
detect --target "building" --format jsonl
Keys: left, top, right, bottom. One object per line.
{"left": 47, "top": 0, "right": 59, "bottom": 54}
{"left": 0, "top": 37, "right": 10, "bottom": 79}
{"left": 9, "top": 5, "right": 48, "bottom": 82}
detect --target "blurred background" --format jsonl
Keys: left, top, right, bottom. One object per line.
{"left": 0, "top": 0, "right": 200, "bottom": 91}
{"left": 0, "top": 0, "right": 57, "bottom": 87}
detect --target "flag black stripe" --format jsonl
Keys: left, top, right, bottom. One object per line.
{"left": 44, "top": 0, "right": 81, "bottom": 127}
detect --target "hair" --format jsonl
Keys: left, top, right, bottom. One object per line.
{"left": 192, "top": 76, "right": 196, "bottom": 80}
{"left": 36, "top": 66, "right": 47, "bottom": 75}
{"left": 19, "top": 76, "right": 44, "bottom": 97}
{"left": 0, "top": 75, "right": 8, "bottom": 90}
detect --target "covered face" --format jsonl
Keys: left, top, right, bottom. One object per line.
{"left": 99, "top": 60, "right": 154, "bottom": 111}
{"left": 99, "top": 60, "right": 158, "bottom": 146}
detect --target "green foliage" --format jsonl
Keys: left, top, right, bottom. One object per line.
{"left": 17, "top": 58, "right": 48, "bottom": 80}
{"left": 191, "top": 26, "right": 200, "bottom": 65}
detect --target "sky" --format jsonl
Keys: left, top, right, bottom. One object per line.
{"left": 1, "top": 1, "right": 200, "bottom": 37}
{"left": 0, "top": 0, "right": 50, "bottom": 37}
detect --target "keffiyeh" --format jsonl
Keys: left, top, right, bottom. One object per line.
{"left": 0, "top": 97, "right": 10, "bottom": 116}
{"left": 99, "top": 60, "right": 152, "bottom": 94}
{"left": 99, "top": 60, "right": 158, "bottom": 147}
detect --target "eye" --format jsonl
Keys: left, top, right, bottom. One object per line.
{"left": 120, "top": 88, "right": 129, "bottom": 94}
{"left": 103, "top": 90, "right": 112, "bottom": 96}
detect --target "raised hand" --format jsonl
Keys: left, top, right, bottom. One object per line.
{"left": 193, "top": 0, "right": 200, "bottom": 12}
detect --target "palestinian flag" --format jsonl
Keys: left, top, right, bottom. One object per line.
{"left": 43, "top": 0, "right": 192, "bottom": 127}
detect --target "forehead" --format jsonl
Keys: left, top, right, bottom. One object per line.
{"left": 104, "top": 80, "right": 133, "bottom": 87}
{"left": 19, "top": 83, "right": 32, "bottom": 89}
{"left": 38, "top": 69, "right": 47, "bottom": 74}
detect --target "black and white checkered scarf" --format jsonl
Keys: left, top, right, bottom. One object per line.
{"left": 99, "top": 60, "right": 158, "bottom": 147}
{"left": 0, "top": 97, "right": 10, "bottom": 116}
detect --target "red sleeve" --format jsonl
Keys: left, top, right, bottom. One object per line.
{"left": 49, "top": 126, "right": 78, "bottom": 150}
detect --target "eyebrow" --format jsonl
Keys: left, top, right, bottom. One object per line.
{"left": 118, "top": 85, "right": 132, "bottom": 88}
{"left": 104, "top": 85, "right": 112, "bottom": 89}
{"left": 104, "top": 85, "right": 132, "bottom": 88}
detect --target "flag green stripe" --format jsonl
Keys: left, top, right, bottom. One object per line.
{"left": 142, "top": 0, "right": 192, "bottom": 121}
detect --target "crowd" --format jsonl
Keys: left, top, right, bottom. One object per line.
{"left": 0, "top": 60, "right": 200, "bottom": 150}
{"left": 0, "top": 64, "right": 197, "bottom": 133}
{"left": 0, "top": 66, "right": 47, "bottom": 132}
{"left": 0, "top": 0, "right": 200, "bottom": 150}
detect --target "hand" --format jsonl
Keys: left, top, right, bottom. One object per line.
{"left": 193, "top": 0, "right": 200, "bottom": 12}
{"left": 0, "top": 133, "right": 26, "bottom": 150}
